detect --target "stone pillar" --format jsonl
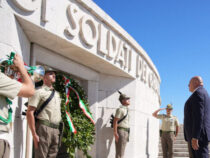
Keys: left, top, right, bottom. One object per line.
{"left": 0, "top": 8, "right": 31, "bottom": 158}
{"left": 77, "top": 80, "right": 99, "bottom": 158}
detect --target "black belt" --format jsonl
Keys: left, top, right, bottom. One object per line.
{"left": 118, "top": 127, "right": 130, "bottom": 132}
{"left": 162, "top": 131, "right": 175, "bottom": 133}
{"left": 37, "top": 119, "right": 59, "bottom": 129}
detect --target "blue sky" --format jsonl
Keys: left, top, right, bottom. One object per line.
{"left": 93, "top": 0, "right": 210, "bottom": 123}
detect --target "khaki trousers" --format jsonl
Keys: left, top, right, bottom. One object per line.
{"left": 161, "top": 132, "right": 175, "bottom": 158}
{"left": 0, "top": 139, "right": 10, "bottom": 158}
{"left": 35, "top": 122, "right": 60, "bottom": 158}
{"left": 115, "top": 129, "right": 129, "bottom": 158}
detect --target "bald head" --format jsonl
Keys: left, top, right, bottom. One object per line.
{"left": 188, "top": 76, "right": 203, "bottom": 92}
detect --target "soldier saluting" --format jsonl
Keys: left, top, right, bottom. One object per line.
{"left": 152, "top": 104, "right": 179, "bottom": 158}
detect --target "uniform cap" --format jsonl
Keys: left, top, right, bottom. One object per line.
{"left": 44, "top": 66, "right": 56, "bottom": 74}
{"left": 166, "top": 104, "right": 173, "bottom": 110}
{"left": 118, "top": 91, "right": 130, "bottom": 101}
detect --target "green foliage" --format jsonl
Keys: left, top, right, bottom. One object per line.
{"left": 54, "top": 73, "right": 95, "bottom": 158}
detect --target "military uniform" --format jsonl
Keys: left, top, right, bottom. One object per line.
{"left": 157, "top": 114, "right": 179, "bottom": 158}
{"left": 28, "top": 84, "right": 61, "bottom": 158}
{"left": 115, "top": 105, "right": 130, "bottom": 158}
{"left": 0, "top": 72, "right": 22, "bottom": 158}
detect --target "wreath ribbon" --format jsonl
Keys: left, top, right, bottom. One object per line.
{"left": 0, "top": 98, "right": 13, "bottom": 124}
{"left": 64, "top": 80, "right": 77, "bottom": 133}
{"left": 63, "top": 76, "right": 95, "bottom": 133}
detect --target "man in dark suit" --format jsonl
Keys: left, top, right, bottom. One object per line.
{"left": 184, "top": 76, "right": 210, "bottom": 158}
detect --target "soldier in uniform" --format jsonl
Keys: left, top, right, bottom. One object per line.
{"left": 113, "top": 92, "right": 130, "bottom": 158}
{"left": 152, "top": 104, "right": 179, "bottom": 158}
{"left": 0, "top": 53, "right": 34, "bottom": 158}
{"left": 26, "top": 66, "right": 62, "bottom": 158}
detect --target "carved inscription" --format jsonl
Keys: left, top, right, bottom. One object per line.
{"left": 11, "top": 1, "right": 160, "bottom": 95}
{"left": 79, "top": 16, "right": 98, "bottom": 47}
{"left": 65, "top": 4, "right": 79, "bottom": 37}
{"left": 65, "top": 3, "right": 132, "bottom": 72}
{"left": 136, "top": 55, "right": 160, "bottom": 94}
{"left": 12, "top": 0, "right": 38, "bottom": 12}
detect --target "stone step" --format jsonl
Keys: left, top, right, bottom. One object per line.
{"left": 158, "top": 125, "right": 210, "bottom": 158}
{"left": 174, "top": 148, "right": 188, "bottom": 152}
{"left": 158, "top": 157, "right": 188, "bottom": 158}
{"left": 159, "top": 146, "right": 188, "bottom": 151}
{"left": 158, "top": 144, "right": 187, "bottom": 148}
{"left": 158, "top": 125, "right": 210, "bottom": 157}
{"left": 158, "top": 125, "right": 188, "bottom": 157}
{"left": 159, "top": 137, "right": 186, "bottom": 141}
{"left": 174, "top": 144, "right": 188, "bottom": 148}
{"left": 159, "top": 152, "right": 210, "bottom": 157}
{"left": 174, "top": 140, "right": 187, "bottom": 144}
{"left": 176, "top": 135, "right": 185, "bottom": 139}
{"left": 159, "top": 143, "right": 188, "bottom": 148}
{"left": 159, "top": 152, "right": 189, "bottom": 157}
{"left": 159, "top": 144, "right": 210, "bottom": 150}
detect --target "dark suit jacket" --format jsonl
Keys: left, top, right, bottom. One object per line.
{"left": 184, "top": 86, "right": 210, "bottom": 142}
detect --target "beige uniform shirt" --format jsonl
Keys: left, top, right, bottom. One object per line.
{"left": 0, "top": 72, "right": 22, "bottom": 132}
{"left": 115, "top": 105, "right": 129, "bottom": 128}
{"left": 157, "top": 114, "right": 179, "bottom": 131}
{"left": 28, "top": 85, "right": 61, "bottom": 124}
